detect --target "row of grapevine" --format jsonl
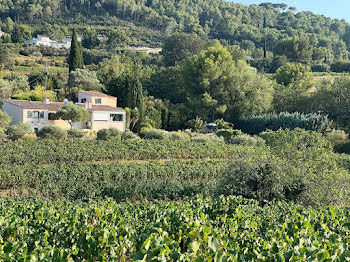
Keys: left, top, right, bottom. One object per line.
{"left": 0, "top": 196, "right": 349, "bottom": 261}
{"left": 0, "top": 160, "right": 229, "bottom": 201}
{"left": 0, "top": 140, "right": 255, "bottom": 165}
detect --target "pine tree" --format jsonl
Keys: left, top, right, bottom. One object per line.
{"left": 68, "top": 28, "right": 83, "bottom": 73}
{"left": 127, "top": 77, "right": 144, "bottom": 124}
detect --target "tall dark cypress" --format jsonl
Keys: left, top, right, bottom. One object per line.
{"left": 68, "top": 28, "right": 83, "bottom": 73}
{"left": 127, "top": 77, "right": 145, "bottom": 123}
{"left": 263, "top": 15, "right": 267, "bottom": 59}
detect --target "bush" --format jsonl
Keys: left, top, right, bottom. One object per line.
{"left": 230, "top": 134, "right": 265, "bottom": 147}
{"left": 237, "top": 112, "right": 332, "bottom": 135}
{"left": 0, "top": 128, "right": 5, "bottom": 141}
{"left": 218, "top": 142, "right": 350, "bottom": 206}
{"left": 260, "top": 128, "right": 333, "bottom": 155}
{"left": 325, "top": 129, "right": 348, "bottom": 144}
{"left": 121, "top": 130, "right": 138, "bottom": 140}
{"left": 143, "top": 129, "right": 169, "bottom": 140}
{"left": 37, "top": 126, "right": 67, "bottom": 140}
{"left": 216, "top": 129, "right": 242, "bottom": 142}
{"left": 67, "top": 128, "right": 85, "bottom": 139}
{"left": 5, "top": 123, "right": 31, "bottom": 141}
{"left": 191, "top": 134, "right": 224, "bottom": 143}
{"left": 168, "top": 131, "right": 189, "bottom": 141}
{"left": 22, "top": 133, "right": 36, "bottom": 142}
{"left": 97, "top": 128, "right": 121, "bottom": 140}
{"left": 311, "top": 63, "right": 330, "bottom": 72}
{"left": 219, "top": 153, "right": 287, "bottom": 203}
{"left": 330, "top": 61, "right": 350, "bottom": 72}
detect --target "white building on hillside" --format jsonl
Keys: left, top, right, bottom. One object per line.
{"left": 24, "top": 35, "right": 74, "bottom": 49}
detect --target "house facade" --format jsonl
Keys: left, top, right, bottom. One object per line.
{"left": 3, "top": 91, "right": 126, "bottom": 132}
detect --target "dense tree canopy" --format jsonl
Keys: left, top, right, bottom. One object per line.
{"left": 182, "top": 43, "right": 274, "bottom": 121}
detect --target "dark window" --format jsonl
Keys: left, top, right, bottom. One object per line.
{"left": 48, "top": 113, "right": 55, "bottom": 120}
{"left": 40, "top": 111, "right": 45, "bottom": 118}
{"left": 95, "top": 98, "right": 101, "bottom": 104}
{"left": 81, "top": 98, "right": 86, "bottom": 103}
{"left": 110, "top": 114, "right": 123, "bottom": 122}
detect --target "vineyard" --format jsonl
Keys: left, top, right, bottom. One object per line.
{"left": 1, "top": 132, "right": 350, "bottom": 260}
{"left": 1, "top": 196, "right": 349, "bottom": 261}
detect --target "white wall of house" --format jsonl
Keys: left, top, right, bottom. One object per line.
{"left": 23, "top": 109, "right": 48, "bottom": 130}
{"left": 3, "top": 101, "right": 23, "bottom": 125}
{"left": 90, "top": 111, "right": 126, "bottom": 131}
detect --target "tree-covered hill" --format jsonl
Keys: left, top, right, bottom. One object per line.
{"left": 1, "top": 0, "right": 350, "bottom": 59}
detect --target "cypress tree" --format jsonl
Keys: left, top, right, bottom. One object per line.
{"left": 127, "top": 77, "right": 145, "bottom": 124}
{"left": 68, "top": 28, "right": 83, "bottom": 73}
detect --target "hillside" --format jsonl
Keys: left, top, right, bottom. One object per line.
{"left": 1, "top": 0, "right": 350, "bottom": 56}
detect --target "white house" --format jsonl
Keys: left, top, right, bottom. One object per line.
{"left": 3, "top": 91, "right": 126, "bottom": 132}
{"left": 24, "top": 35, "right": 74, "bottom": 49}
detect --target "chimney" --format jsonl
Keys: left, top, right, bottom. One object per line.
{"left": 43, "top": 97, "right": 50, "bottom": 104}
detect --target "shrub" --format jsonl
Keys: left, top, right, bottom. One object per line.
{"left": 0, "top": 128, "right": 5, "bottom": 141}
{"left": 214, "top": 118, "right": 232, "bottom": 129}
{"left": 219, "top": 153, "right": 287, "bottom": 203}
{"left": 325, "top": 130, "right": 348, "bottom": 146}
{"left": 330, "top": 61, "right": 350, "bottom": 72}
{"left": 121, "top": 130, "right": 138, "bottom": 140}
{"left": 5, "top": 123, "right": 31, "bottom": 141}
{"left": 218, "top": 144, "right": 350, "bottom": 206}
{"left": 191, "top": 134, "right": 224, "bottom": 143}
{"left": 143, "top": 129, "right": 169, "bottom": 140}
{"left": 37, "top": 126, "right": 67, "bottom": 140}
{"left": 97, "top": 128, "right": 121, "bottom": 140}
{"left": 216, "top": 129, "right": 242, "bottom": 142}
{"left": 236, "top": 112, "right": 332, "bottom": 135}
{"left": 260, "top": 128, "right": 333, "bottom": 156}
{"left": 230, "top": 134, "right": 265, "bottom": 147}
{"left": 67, "top": 128, "right": 85, "bottom": 139}
{"left": 311, "top": 63, "right": 330, "bottom": 72}
{"left": 22, "top": 133, "right": 36, "bottom": 142}
{"left": 168, "top": 131, "right": 190, "bottom": 141}
{"left": 0, "top": 110, "right": 11, "bottom": 129}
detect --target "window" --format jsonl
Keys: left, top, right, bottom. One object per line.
{"left": 28, "top": 111, "right": 45, "bottom": 119}
{"left": 110, "top": 114, "right": 123, "bottom": 122}
{"left": 95, "top": 98, "right": 102, "bottom": 104}
{"left": 81, "top": 98, "right": 86, "bottom": 103}
{"left": 48, "top": 113, "right": 55, "bottom": 120}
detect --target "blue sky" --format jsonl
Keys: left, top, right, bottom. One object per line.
{"left": 232, "top": 0, "right": 350, "bottom": 22}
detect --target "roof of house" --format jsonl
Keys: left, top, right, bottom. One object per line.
{"left": 3, "top": 100, "right": 65, "bottom": 111}
{"left": 79, "top": 91, "right": 112, "bottom": 98}
{"left": 91, "top": 105, "right": 125, "bottom": 112}
{"left": 3, "top": 99, "right": 125, "bottom": 113}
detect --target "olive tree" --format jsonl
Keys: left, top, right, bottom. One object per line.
{"left": 55, "top": 103, "right": 89, "bottom": 129}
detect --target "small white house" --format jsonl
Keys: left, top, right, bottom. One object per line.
{"left": 24, "top": 35, "right": 73, "bottom": 49}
